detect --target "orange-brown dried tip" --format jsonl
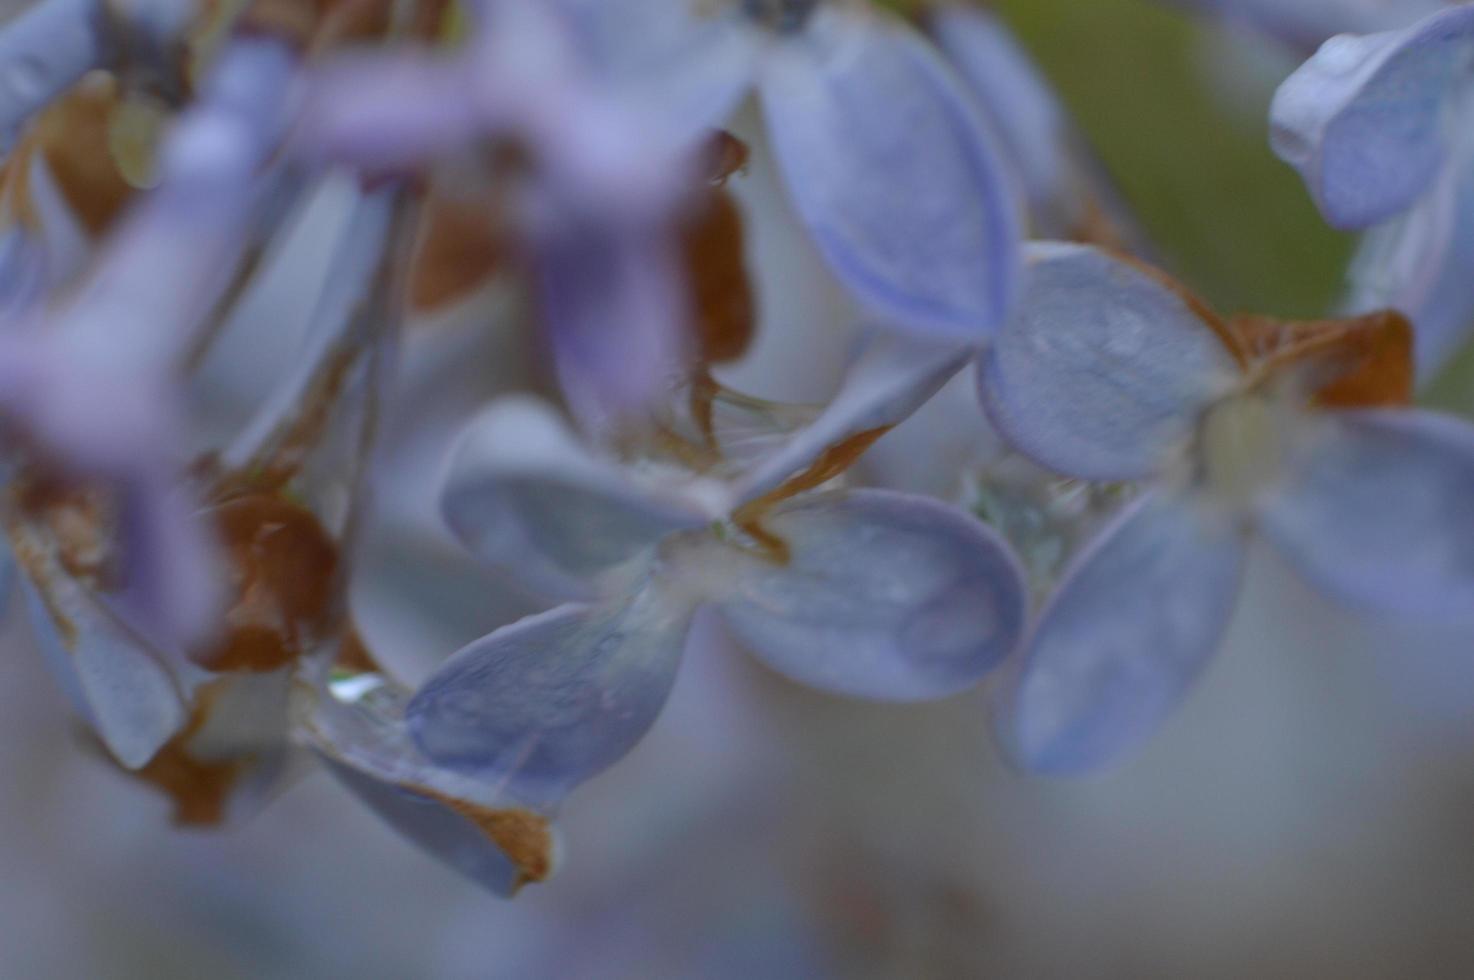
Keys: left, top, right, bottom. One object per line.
{"left": 439, "top": 795, "right": 554, "bottom": 891}
{"left": 129, "top": 685, "right": 245, "bottom": 827}
{"left": 195, "top": 494, "right": 339, "bottom": 673}
{"left": 681, "top": 189, "right": 755, "bottom": 365}
{"left": 1230, "top": 309, "right": 1414, "bottom": 408}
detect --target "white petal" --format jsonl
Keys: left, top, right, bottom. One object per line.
{"left": 997, "top": 490, "right": 1247, "bottom": 773}
{"left": 1258, "top": 409, "right": 1474, "bottom": 618}
{"left": 980, "top": 242, "right": 1242, "bottom": 481}
{"left": 760, "top": 7, "right": 1021, "bottom": 339}
{"left": 715, "top": 488, "right": 1027, "bottom": 700}
{"left": 439, "top": 396, "right": 712, "bottom": 597}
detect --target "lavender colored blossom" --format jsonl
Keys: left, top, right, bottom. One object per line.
{"left": 982, "top": 243, "right": 1474, "bottom": 773}
{"left": 2, "top": 0, "right": 1474, "bottom": 947}
{"left": 421, "top": 340, "right": 1027, "bottom": 805}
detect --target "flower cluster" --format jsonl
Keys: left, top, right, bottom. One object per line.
{"left": 0, "top": 0, "right": 1471, "bottom": 896}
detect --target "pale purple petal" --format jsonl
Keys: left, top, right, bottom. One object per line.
{"left": 926, "top": 5, "right": 1069, "bottom": 213}
{"left": 533, "top": 218, "right": 689, "bottom": 433}
{"left": 112, "top": 472, "right": 222, "bottom": 652}
{"left": 979, "top": 242, "right": 1241, "bottom": 481}
{"left": 1258, "top": 409, "right": 1474, "bottom": 619}
{"left": 731, "top": 332, "right": 972, "bottom": 505}
{"left": 996, "top": 490, "right": 1247, "bottom": 774}
{"left": 715, "top": 489, "right": 1026, "bottom": 700}
{"left": 15, "top": 546, "right": 188, "bottom": 768}
{"left": 305, "top": 670, "right": 548, "bottom": 896}
{"left": 759, "top": 7, "right": 1021, "bottom": 340}
{"left": 439, "top": 397, "right": 712, "bottom": 598}
{"left": 0, "top": 0, "right": 111, "bottom": 137}
{"left": 0, "top": 339, "right": 222, "bottom": 649}
{"left": 550, "top": 0, "right": 760, "bottom": 136}
{"left": 296, "top": 52, "right": 481, "bottom": 173}
{"left": 1269, "top": 6, "right": 1474, "bottom": 229}
{"left": 56, "top": 37, "right": 298, "bottom": 372}
{"left": 1342, "top": 160, "right": 1474, "bottom": 378}
{"left": 322, "top": 758, "right": 534, "bottom": 895}
{"left": 407, "top": 585, "right": 697, "bottom": 804}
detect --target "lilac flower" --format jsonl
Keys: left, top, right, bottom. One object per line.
{"left": 552, "top": 0, "right": 1022, "bottom": 340}
{"left": 297, "top": 0, "right": 694, "bottom": 432}
{"left": 1271, "top": 4, "right": 1474, "bottom": 376}
{"left": 411, "top": 338, "right": 1027, "bottom": 809}
{"left": 980, "top": 243, "right": 1474, "bottom": 773}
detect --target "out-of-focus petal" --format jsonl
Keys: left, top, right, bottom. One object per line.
{"left": 220, "top": 185, "right": 396, "bottom": 471}
{"left": 1343, "top": 160, "right": 1474, "bottom": 379}
{"left": 1258, "top": 409, "right": 1474, "bottom": 618}
{"left": 980, "top": 243, "right": 1241, "bottom": 481}
{"left": 14, "top": 541, "right": 187, "bottom": 768}
{"left": 550, "top": 0, "right": 760, "bottom": 135}
{"left": 0, "top": 340, "right": 221, "bottom": 650}
{"left": 1269, "top": 6, "right": 1474, "bottom": 229}
{"left": 56, "top": 37, "right": 298, "bottom": 373}
{"left": 407, "top": 583, "right": 697, "bottom": 805}
{"left": 304, "top": 669, "right": 553, "bottom": 896}
{"left": 716, "top": 489, "right": 1026, "bottom": 700}
{"left": 995, "top": 490, "right": 1246, "bottom": 773}
{"left": 759, "top": 7, "right": 1021, "bottom": 340}
{"left": 297, "top": 52, "right": 481, "bottom": 173}
{"left": 533, "top": 219, "right": 688, "bottom": 433}
{"left": 926, "top": 5, "right": 1068, "bottom": 212}
{"left": 439, "top": 396, "right": 712, "bottom": 598}
{"left": 113, "top": 473, "right": 222, "bottom": 654}
{"left": 731, "top": 333, "right": 972, "bottom": 505}
{"left": 0, "top": 0, "right": 111, "bottom": 137}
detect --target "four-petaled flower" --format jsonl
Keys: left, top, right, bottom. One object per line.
{"left": 408, "top": 338, "right": 1028, "bottom": 809}
{"left": 981, "top": 242, "right": 1474, "bottom": 772}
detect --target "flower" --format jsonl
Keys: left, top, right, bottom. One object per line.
{"left": 1271, "top": 4, "right": 1474, "bottom": 377}
{"left": 409, "top": 335, "right": 1028, "bottom": 811}
{"left": 551, "top": 0, "right": 1022, "bottom": 340}
{"left": 979, "top": 242, "right": 1474, "bottom": 773}
{"left": 297, "top": 0, "right": 696, "bottom": 432}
